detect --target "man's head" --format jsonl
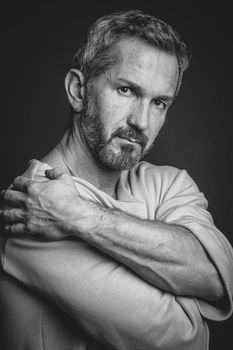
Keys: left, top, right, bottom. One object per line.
{"left": 73, "top": 10, "right": 189, "bottom": 92}
{"left": 65, "top": 10, "right": 190, "bottom": 170}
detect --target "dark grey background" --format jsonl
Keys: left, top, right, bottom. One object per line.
{"left": 1, "top": 1, "right": 232, "bottom": 349}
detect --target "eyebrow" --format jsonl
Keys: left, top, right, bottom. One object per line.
{"left": 116, "top": 77, "right": 175, "bottom": 103}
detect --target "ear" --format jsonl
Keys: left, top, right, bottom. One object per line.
{"left": 65, "top": 69, "right": 85, "bottom": 112}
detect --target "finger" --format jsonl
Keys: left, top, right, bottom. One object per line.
{"left": 13, "top": 176, "right": 33, "bottom": 192}
{"left": 4, "top": 223, "right": 26, "bottom": 235}
{"left": 28, "top": 159, "right": 41, "bottom": 167}
{"left": 0, "top": 184, "right": 15, "bottom": 202}
{"left": 1, "top": 189, "right": 27, "bottom": 207}
{"left": 45, "top": 167, "right": 65, "bottom": 180}
{"left": 21, "top": 159, "right": 42, "bottom": 179}
{"left": 1, "top": 208, "right": 25, "bottom": 224}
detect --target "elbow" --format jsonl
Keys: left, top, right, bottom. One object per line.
{"left": 207, "top": 283, "right": 225, "bottom": 302}
{"left": 124, "top": 295, "right": 207, "bottom": 350}
{"left": 209, "top": 270, "right": 225, "bottom": 301}
{"left": 200, "top": 267, "right": 225, "bottom": 302}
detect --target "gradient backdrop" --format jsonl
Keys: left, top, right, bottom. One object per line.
{"left": 1, "top": 1, "right": 232, "bottom": 349}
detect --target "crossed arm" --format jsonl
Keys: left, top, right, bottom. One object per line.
{"left": 2, "top": 236, "right": 207, "bottom": 350}
{"left": 0, "top": 164, "right": 224, "bottom": 301}
{"left": 1, "top": 161, "right": 231, "bottom": 349}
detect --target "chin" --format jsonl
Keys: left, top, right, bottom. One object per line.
{"left": 97, "top": 144, "right": 142, "bottom": 170}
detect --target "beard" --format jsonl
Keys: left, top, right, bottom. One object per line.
{"left": 79, "top": 84, "right": 150, "bottom": 171}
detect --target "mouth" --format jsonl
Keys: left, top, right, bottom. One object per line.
{"left": 118, "top": 136, "right": 141, "bottom": 145}
{"left": 111, "top": 137, "right": 143, "bottom": 153}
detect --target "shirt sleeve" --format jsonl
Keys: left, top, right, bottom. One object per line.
{"left": 153, "top": 166, "right": 233, "bottom": 321}
{"left": 2, "top": 236, "right": 208, "bottom": 350}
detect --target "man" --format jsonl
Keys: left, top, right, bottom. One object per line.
{"left": 0, "top": 9, "right": 232, "bottom": 350}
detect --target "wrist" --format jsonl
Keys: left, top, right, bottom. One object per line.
{"left": 66, "top": 198, "right": 104, "bottom": 239}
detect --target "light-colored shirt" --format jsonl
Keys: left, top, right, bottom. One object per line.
{"left": 1, "top": 160, "right": 233, "bottom": 350}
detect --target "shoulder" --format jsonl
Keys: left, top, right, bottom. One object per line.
{"left": 127, "top": 161, "right": 206, "bottom": 209}
{"left": 130, "top": 160, "right": 182, "bottom": 178}
{"left": 129, "top": 161, "right": 198, "bottom": 191}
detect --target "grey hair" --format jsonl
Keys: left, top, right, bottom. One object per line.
{"left": 73, "top": 10, "right": 190, "bottom": 93}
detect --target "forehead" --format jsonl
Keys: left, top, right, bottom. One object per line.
{"left": 108, "top": 37, "right": 179, "bottom": 96}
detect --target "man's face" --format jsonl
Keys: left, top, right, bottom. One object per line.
{"left": 81, "top": 37, "right": 179, "bottom": 170}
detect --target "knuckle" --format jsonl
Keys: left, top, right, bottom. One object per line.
{"left": 27, "top": 181, "right": 37, "bottom": 194}
{"left": 24, "top": 197, "right": 35, "bottom": 212}
{"left": 18, "top": 209, "right": 25, "bottom": 222}
{"left": 24, "top": 197, "right": 31, "bottom": 209}
{"left": 2, "top": 209, "right": 9, "bottom": 221}
{"left": 25, "top": 219, "right": 33, "bottom": 232}
{"left": 27, "top": 181, "right": 34, "bottom": 191}
{"left": 10, "top": 224, "right": 17, "bottom": 233}
{"left": 28, "top": 159, "right": 39, "bottom": 167}
{"left": 13, "top": 176, "right": 21, "bottom": 186}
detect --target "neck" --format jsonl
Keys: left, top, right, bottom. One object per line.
{"left": 42, "top": 115, "right": 121, "bottom": 198}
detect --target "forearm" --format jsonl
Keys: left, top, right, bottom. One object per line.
{"left": 3, "top": 237, "right": 205, "bottom": 350}
{"left": 74, "top": 200, "right": 224, "bottom": 300}
{"left": 0, "top": 166, "right": 224, "bottom": 301}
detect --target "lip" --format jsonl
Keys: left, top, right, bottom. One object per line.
{"left": 119, "top": 136, "right": 140, "bottom": 144}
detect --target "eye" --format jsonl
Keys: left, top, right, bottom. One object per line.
{"left": 118, "top": 86, "right": 132, "bottom": 96}
{"left": 153, "top": 99, "right": 167, "bottom": 109}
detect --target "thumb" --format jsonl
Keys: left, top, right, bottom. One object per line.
{"left": 45, "top": 167, "right": 64, "bottom": 180}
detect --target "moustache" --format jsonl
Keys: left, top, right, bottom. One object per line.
{"left": 110, "top": 127, "right": 148, "bottom": 150}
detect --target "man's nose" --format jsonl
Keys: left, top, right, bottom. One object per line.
{"left": 128, "top": 100, "right": 150, "bottom": 131}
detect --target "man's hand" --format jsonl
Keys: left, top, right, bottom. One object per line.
{"left": 0, "top": 161, "right": 225, "bottom": 300}
{"left": 0, "top": 168, "right": 82, "bottom": 240}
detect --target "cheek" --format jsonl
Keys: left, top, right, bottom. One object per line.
{"left": 148, "top": 115, "right": 166, "bottom": 141}
{"left": 96, "top": 103, "right": 119, "bottom": 139}
{"left": 98, "top": 92, "right": 131, "bottom": 131}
